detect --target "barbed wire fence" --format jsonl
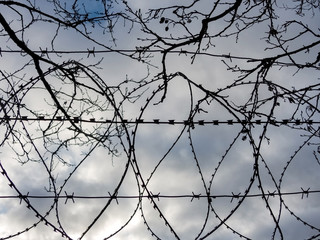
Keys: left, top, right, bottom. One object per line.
{"left": 1, "top": 59, "right": 319, "bottom": 239}
{"left": 1, "top": 0, "right": 320, "bottom": 239}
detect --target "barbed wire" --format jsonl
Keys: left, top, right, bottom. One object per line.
{"left": 1, "top": 1, "right": 320, "bottom": 239}
{"left": 0, "top": 48, "right": 257, "bottom": 61}
{"left": 0, "top": 189, "right": 319, "bottom": 202}
{"left": 0, "top": 116, "right": 318, "bottom": 125}
{"left": 1, "top": 48, "right": 319, "bottom": 71}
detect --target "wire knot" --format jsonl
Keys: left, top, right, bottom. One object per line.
{"left": 191, "top": 192, "right": 201, "bottom": 202}
{"left": 231, "top": 192, "right": 241, "bottom": 202}
{"left": 301, "top": 187, "right": 310, "bottom": 199}
{"left": 64, "top": 191, "right": 75, "bottom": 204}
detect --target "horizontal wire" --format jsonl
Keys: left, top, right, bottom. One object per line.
{"left": 0, "top": 48, "right": 155, "bottom": 54}
{"left": 0, "top": 48, "right": 250, "bottom": 60}
{"left": 0, "top": 116, "right": 318, "bottom": 125}
{"left": 0, "top": 190, "right": 318, "bottom": 201}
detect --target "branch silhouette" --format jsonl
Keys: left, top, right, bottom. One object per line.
{"left": 0, "top": 0, "right": 319, "bottom": 239}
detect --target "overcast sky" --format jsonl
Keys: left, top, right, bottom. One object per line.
{"left": 1, "top": 1, "right": 320, "bottom": 240}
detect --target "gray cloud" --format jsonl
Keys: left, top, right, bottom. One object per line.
{"left": 1, "top": 1, "right": 320, "bottom": 239}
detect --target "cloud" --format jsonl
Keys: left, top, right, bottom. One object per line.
{"left": 1, "top": 1, "right": 320, "bottom": 239}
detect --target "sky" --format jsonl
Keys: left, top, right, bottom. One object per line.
{"left": 0, "top": 0, "right": 320, "bottom": 239}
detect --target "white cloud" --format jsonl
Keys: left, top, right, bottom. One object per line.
{"left": 1, "top": 1, "right": 320, "bottom": 239}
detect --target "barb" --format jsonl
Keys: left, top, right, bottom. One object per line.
{"left": 64, "top": 191, "right": 75, "bottom": 204}
{"left": 300, "top": 187, "right": 310, "bottom": 199}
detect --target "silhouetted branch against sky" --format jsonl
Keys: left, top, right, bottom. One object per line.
{"left": 0, "top": 0, "right": 320, "bottom": 239}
